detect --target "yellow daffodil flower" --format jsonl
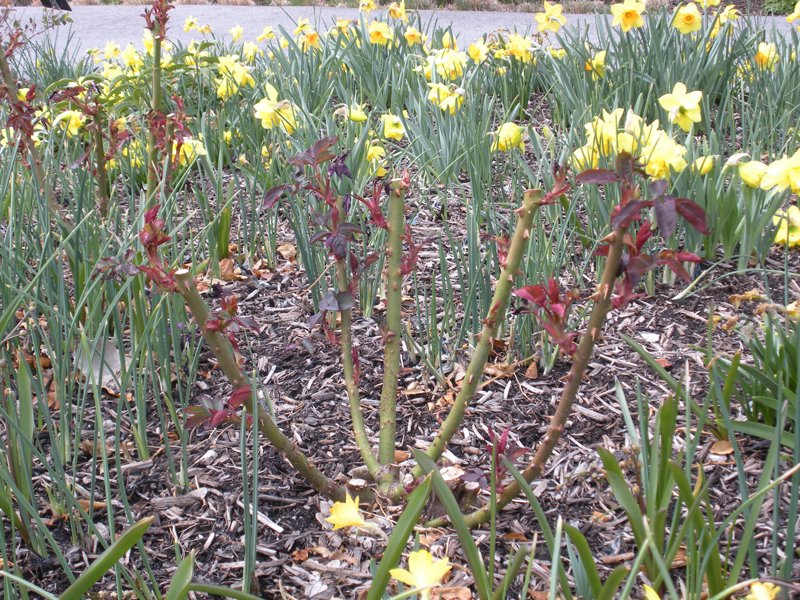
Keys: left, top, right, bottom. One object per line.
{"left": 404, "top": 26, "right": 425, "bottom": 45}
{"left": 761, "top": 149, "right": 800, "bottom": 193}
{"left": 571, "top": 144, "right": 599, "bottom": 171}
{"left": 380, "top": 113, "right": 405, "bottom": 141}
{"left": 294, "top": 18, "right": 311, "bottom": 36}
{"left": 773, "top": 206, "right": 800, "bottom": 248}
{"left": 103, "top": 41, "right": 121, "bottom": 60}
{"left": 367, "top": 142, "right": 388, "bottom": 176}
{"left": 492, "top": 122, "right": 525, "bottom": 152}
{"left": 789, "top": 1, "right": 800, "bottom": 26}
{"left": 257, "top": 26, "right": 275, "bottom": 42}
{"left": 610, "top": 0, "right": 646, "bottom": 32}
{"left": 505, "top": 33, "right": 534, "bottom": 63}
{"left": 673, "top": 2, "right": 702, "bottom": 35}
{"left": 229, "top": 25, "right": 244, "bottom": 42}
{"left": 468, "top": 40, "right": 489, "bottom": 62}
{"left": 585, "top": 49, "right": 607, "bottom": 80}
{"left": 368, "top": 21, "right": 394, "bottom": 46}
{"left": 121, "top": 43, "right": 143, "bottom": 72}
{"left": 388, "top": 0, "right": 408, "bottom": 21}
{"left": 738, "top": 160, "right": 768, "bottom": 187}
{"left": 755, "top": 42, "right": 778, "bottom": 70}
{"left": 536, "top": 1, "right": 567, "bottom": 33}
{"left": 173, "top": 138, "right": 207, "bottom": 167}
{"left": 699, "top": 0, "right": 720, "bottom": 8}
{"left": 658, "top": 82, "right": 703, "bottom": 132}
{"left": 427, "top": 83, "right": 464, "bottom": 115}
{"left": 441, "top": 31, "right": 457, "bottom": 49}
{"left": 325, "top": 492, "right": 367, "bottom": 529}
{"left": 184, "top": 16, "right": 199, "bottom": 32}
{"left": 389, "top": 550, "right": 451, "bottom": 600}
{"left": 421, "top": 48, "right": 467, "bottom": 80}
{"left": 299, "top": 30, "right": 322, "bottom": 52}
{"left": 360, "top": 0, "right": 376, "bottom": 13}
{"left": 692, "top": 155, "right": 716, "bottom": 175}
{"left": 54, "top": 109, "right": 86, "bottom": 138}
{"left": 254, "top": 83, "right": 298, "bottom": 133}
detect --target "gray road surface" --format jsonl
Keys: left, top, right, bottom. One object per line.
{"left": 5, "top": 5, "right": 795, "bottom": 54}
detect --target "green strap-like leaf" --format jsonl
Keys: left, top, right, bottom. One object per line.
{"left": 367, "top": 474, "right": 433, "bottom": 600}
{"left": 413, "top": 450, "right": 492, "bottom": 600}
{"left": 165, "top": 553, "right": 195, "bottom": 600}
{"left": 59, "top": 517, "right": 153, "bottom": 600}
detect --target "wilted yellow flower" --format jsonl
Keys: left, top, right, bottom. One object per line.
{"left": 428, "top": 83, "right": 464, "bottom": 115}
{"left": 325, "top": 493, "right": 367, "bottom": 530}
{"left": 257, "top": 26, "right": 275, "bottom": 42}
{"left": 549, "top": 47, "right": 566, "bottom": 59}
{"left": 380, "top": 113, "right": 405, "bottom": 141}
{"left": 772, "top": 206, "right": 800, "bottom": 248}
{"left": 738, "top": 160, "right": 768, "bottom": 187}
{"left": 673, "top": 3, "right": 702, "bottom": 35}
{"left": 536, "top": 1, "right": 567, "bottom": 33}
{"left": 585, "top": 50, "right": 607, "bottom": 80}
{"left": 368, "top": 21, "right": 394, "bottom": 46}
{"left": 388, "top": 0, "right": 408, "bottom": 21}
{"left": 197, "top": 23, "right": 213, "bottom": 34}
{"left": 359, "top": 0, "right": 376, "bottom": 13}
{"left": 254, "top": 83, "right": 298, "bottom": 133}
{"left": 112, "top": 116, "right": 127, "bottom": 133}
{"left": 610, "top": 0, "right": 646, "bottom": 32}
{"left": 755, "top": 42, "right": 778, "bottom": 70}
{"left": 404, "top": 26, "right": 425, "bottom": 45}
{"left": 761, "top": 149, "right": 800, "bottom": 193}
{"left": 659, "top": 82, "right": 703, "bottom": 132}
{"left": 785, "top": 300, "right": 799, "bottom": 319}
{"left": 699, "top": 0, "right": 720, "bottom": 8}
{"left": 468, "top": 40, "right": 489, "bottom": 62}
{"left": 16, "top": 88, "right": 30, "bottom": 102}
{"left": 229, "top": 25, "right": 244, "bottom": 42}
{"left": 54, "top": 109, "right": 86, "bottom": 138}
{"left": 492, "top": 122, "right": 525, "bottom": 152}
{"left": 692, "top": 155, "right": 716, "bottom": 175}
{"left": 390, "top": 550, "right": 451, "bottom": 600}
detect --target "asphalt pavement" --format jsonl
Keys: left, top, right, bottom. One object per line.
{"left": 5, "top": 4, "right": 795, "bottom": 53}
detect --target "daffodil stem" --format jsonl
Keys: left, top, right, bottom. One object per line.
{"left": 174, "top": 269, "right": 346, "bottom": 501}
{"left": 0, "top": 49, "right": 68, "bottom": 226}
{"left": 335, "top": 199, "right": 381, "bottom": 480}
{"left": 145, "top": 30, "right": 163, "bottom": 209}
{"left": 412, "top": 190, "right": 544, "bottom": 479}
{"left": 426, "top": 227, "right": 626, "bottom": 528}
{"left": 378, "top": 179, "right": 407, "bottom": 480}
{"left": 93, "top": 122, "right": 110, "bottom": 217}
